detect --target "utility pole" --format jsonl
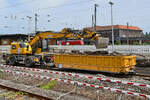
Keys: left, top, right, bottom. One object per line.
{"left": 94, "top": 4, "right": 98, "bottom": 32}
{"left": 92, "top": 14, "right": 94, "bottom": 28}
{"left": 109, "top": 1, "right": 114, "bottom": 52}
{"left": 35, "top": 13, "right": 38, "bottom": 33}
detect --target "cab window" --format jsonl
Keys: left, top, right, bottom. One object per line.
{"left": 19, "top": 44, "right": 26, "bottom": 48}
{"left": 12, "top": 45, "right": 16, "bottom": 49}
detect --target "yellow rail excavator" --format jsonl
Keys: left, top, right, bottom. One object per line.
{"left": 3, "top": 28, "right": 109, "bottom": 67}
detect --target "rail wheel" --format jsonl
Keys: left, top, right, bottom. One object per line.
{"left": 9, "top": 55, "right": 16, "bottom": 65}
{"left": 24, "top": 57, "right": 35, "bottom": 67}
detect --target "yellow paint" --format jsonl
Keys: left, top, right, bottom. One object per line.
{"left": 10, "top": 42, "right": 32, "bottom": 55}
{"left": 34, "top": 57, "right": 39, "bottom": 62}
{"left": 35, "top": 48, "right": 42, "bottom": 54}
{"left": 54, "top": 54, "right": 136, "bottom": 74}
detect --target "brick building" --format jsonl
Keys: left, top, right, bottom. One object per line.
{"left": 85, "top": 25, "right": 143, "bottom": 44}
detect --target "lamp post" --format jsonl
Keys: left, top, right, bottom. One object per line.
{"left": 109, "top": 1, "right": 114, "bottom": 52}
{"left": 94, "top": 4, "right": 98, "bottom": 32}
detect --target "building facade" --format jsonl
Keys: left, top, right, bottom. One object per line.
{"left": 85, "top": 25, "right": 143, "bottom": 44}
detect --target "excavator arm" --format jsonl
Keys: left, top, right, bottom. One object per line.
{"left": 29, "top": 28, "right": 75, "bottom": 54}
{"left": 29, "top": 28, "right": 76, "bottom": 46}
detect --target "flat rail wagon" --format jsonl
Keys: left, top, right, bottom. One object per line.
{"left": 54, "top": 54, "right": 136, "bottom": 74}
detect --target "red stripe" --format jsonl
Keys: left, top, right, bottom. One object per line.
{"left": 139, "top": 84, "right": 146, "bottom": 87}
{"left": 37, "top": 69, "right": 40, "bottom": 71}
{"left": 99, "top": 86, "right": 104, "bottom": 89}
{"left": 106, "top": 79, "right": 111, "bottom": 82}
{"left": 49, "top": 72, "right": 53, "bottom": 74}
{"left": 82, "top": 83, "right": 86, "bottom": 86}
{"left": 55, "top": 79, "right": 58, "bottom": 81}
{"left": 49, "top": 78, "right": 52, "bottom": 80}
{"left": 90, "top": 85, "right": 94, "bottom": 87}
{"left": 127, "top": 92, "right": 134, "bottom": 95}
{"left": 55, "top": 72, "right": 59, "bottom": 74}
{"left": 108, "top": 88, "right": 111, "bottom": 90}
{"left": 88, "top": 76, "right": 93, "bottom": 79}
{"left": 116, "top": 89, "right": 122, "bottom": 93}
{"left": 139, "top": 94, "right": 147, "bottom": 98}
{"left": 44, "top": 70, "right": 48, "bottom": 72}
{"left": 61, "top": 80, "right": 64, "bottom": 82}
{"left": 116, "top": 81, "right": 121, "bottom": 84}
{"left": 68, "top": 73, "right": 72, "bottom": 76}
{"left": 97, "top": 78, "right": 102, "bottom": 80}
{"left": 127, "top": 83, "right": 134, "bottom": 85}
{"left": 75, "top": 74, "right": 79, "bottom": 77}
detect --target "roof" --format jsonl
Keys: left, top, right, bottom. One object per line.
{"left": 0, "top": 34, "right": 27, "bottom": 36}
{"left": 85, "top": 25, "right": 142, "bottom": 31}
{"left": 0, "top": 34, "right": 28, "bottom": 39}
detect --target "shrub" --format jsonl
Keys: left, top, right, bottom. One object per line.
{"left": 40, "top": 80, "right": 57, "bottom": 90}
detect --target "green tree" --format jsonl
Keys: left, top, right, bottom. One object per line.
{"left": 115, "top": 40, "right": 121, "bottom": 45}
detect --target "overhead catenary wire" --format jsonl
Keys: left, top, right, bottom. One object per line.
{"left": 14, "top": 0, "right": 93, "bottom": 15}
{"left": 0, "top": 3, "right": 92, "bottom": 32}
{"left": 0, "top": 0, "right": 93, "bottom": 33}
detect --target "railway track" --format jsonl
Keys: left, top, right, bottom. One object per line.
{"left": 2, "top": 64, "right": 150, "bottom": 79}
{"left": 136, "top": 73, "right": 150, "bottom": 77}
{"left": 0, "top": 79, "right": 54, "bottom": 100}
{"left": 3, "top": 64, "right": 150, "bottom": 78}
{"left": 1, "top": 64, "right": 150, "bottom": 88}
{"left": 1, "top": 64, "right": 150, "bottom": 100}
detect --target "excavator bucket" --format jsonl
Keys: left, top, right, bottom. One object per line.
{"left": 95, "top": 37, "right": 109, "bottom": 49}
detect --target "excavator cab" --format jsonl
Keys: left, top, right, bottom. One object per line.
{"left": 34, "top": 39, "right": 49, "bottom": 54}
{"left": 41, "top": 39, "right": 49, "bottom": 52}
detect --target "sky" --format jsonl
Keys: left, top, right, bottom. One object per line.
{"left": 0, "top": 0, "right": 149, "bottom": 34}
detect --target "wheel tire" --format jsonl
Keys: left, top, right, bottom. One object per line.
{"left": 9, "top": 56, "right": 16, "bottom": 65}
{"left": 24, "top": 57, "right": 35, "bottom": 67}
{"left": 6, "top": 58, "right": 10, "bottom": 64}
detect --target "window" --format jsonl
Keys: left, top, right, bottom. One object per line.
{"left": 19, "top": 44, "right": 26, "bottom": 48}
{"left": 12, "top": 45, "right": 16, "bottom": 49}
